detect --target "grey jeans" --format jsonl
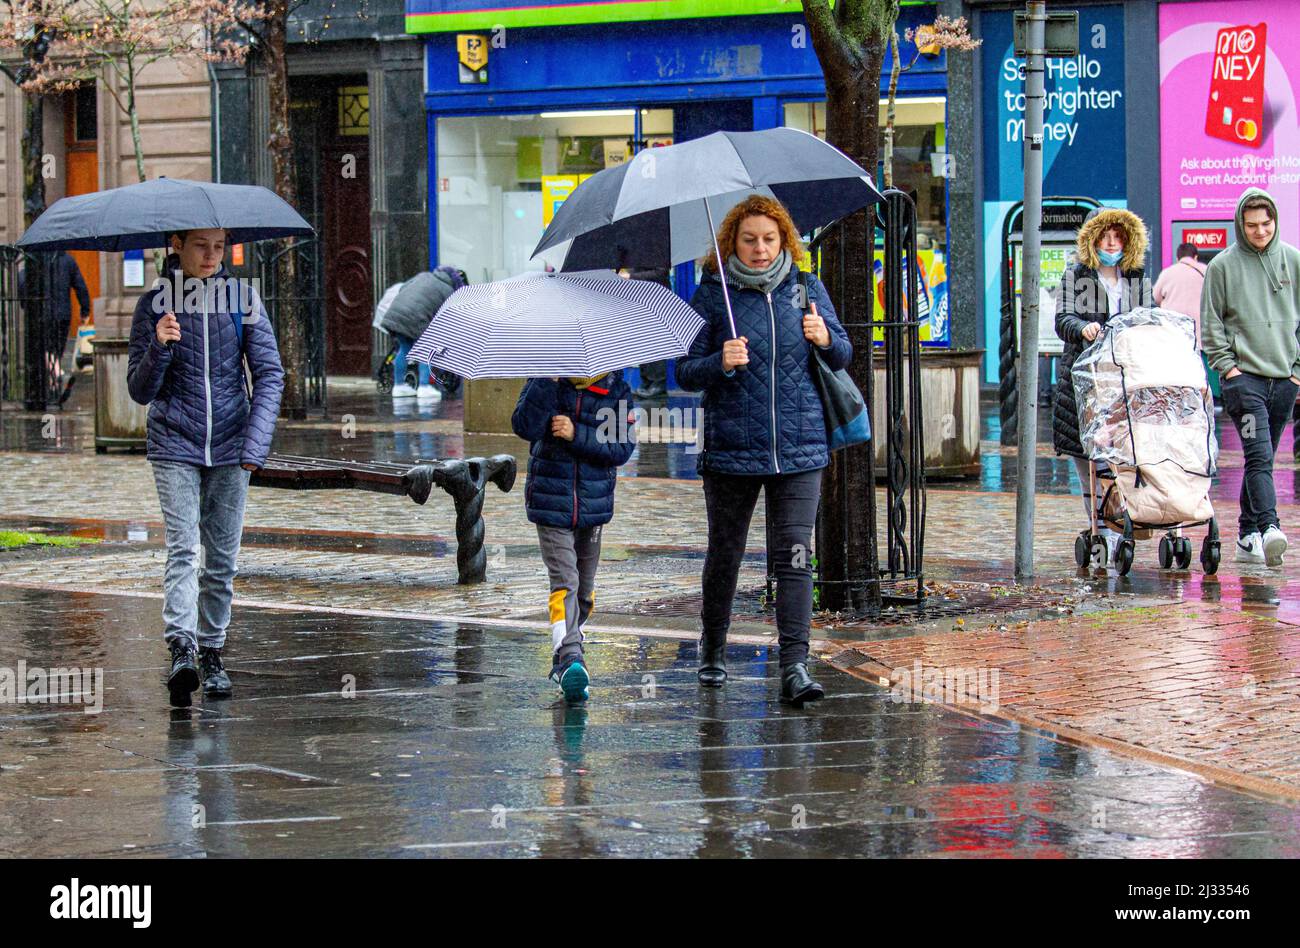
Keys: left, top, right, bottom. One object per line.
{"left": 152, "top": 461, "right": 251, "bottom": 650}
{"left": 536, "top": 523, "right": 602, "bottom": 668}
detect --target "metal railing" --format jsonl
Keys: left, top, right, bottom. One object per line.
{"left": 0, "top": 245, "right": 55, "bottom": 411}
{"left": 256, "top": 236, "right": 327, "bottom": 412}
{"left": 764, "top": 189, "right": 926, "bottom": 614}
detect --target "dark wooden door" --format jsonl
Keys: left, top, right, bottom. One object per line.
{"left": 322, "top": 142, "right": 372, "bottom": 376}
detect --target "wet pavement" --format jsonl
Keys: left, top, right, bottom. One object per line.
{"left": 3, "top": 374, "right": 1300, "bottom": 855}
{"left": 2, "top": 587, "right": 1297, "bottom": 858}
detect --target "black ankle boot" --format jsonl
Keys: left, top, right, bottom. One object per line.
{"left": 167, "top": 644, "right": 200, "bottom": 707}
{"left": 780, "top": 662, "right": 824, "bottom": 706}
{"left": 697, "top": 636, "right": 727, "bottom": 687}
{"left": 198, "top": 647, "right": 232, "bottom": 698}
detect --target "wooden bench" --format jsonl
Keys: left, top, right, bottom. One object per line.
{"left": 250, "top": 453, "right": 517, "bottom": 584}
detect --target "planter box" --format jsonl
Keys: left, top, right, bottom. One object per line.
{"left": 464, "top": 377, "right": 525, "bottom": 434}
{"left": 872, "top": 348, "right": 982, "bottom": 479}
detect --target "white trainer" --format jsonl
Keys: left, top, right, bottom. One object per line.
{"left": 1261, "top": 526, "right": 1288, "bottom": 567}
{"left": 1235, "top": 532, "right": 1265, "bottom": 563}
{"left": 415, "top": 385, "right": 442, "bottom": 402}
{"left": 391, "top": 383, "right": 417, "bottom": 398}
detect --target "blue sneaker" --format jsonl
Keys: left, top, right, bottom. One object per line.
{"left": 557, "top": 659, "right": 590, "bottom": 703}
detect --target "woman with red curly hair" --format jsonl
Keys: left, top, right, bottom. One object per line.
{"left": 677, "top": 195, "right": 852, "bottom": 706}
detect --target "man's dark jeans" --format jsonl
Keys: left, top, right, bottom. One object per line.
{"left": 701, "top": 469, "right": 822, "bottom": 668}
{"left": 1222, "top": 371, "right": 1299, "bottom": 538}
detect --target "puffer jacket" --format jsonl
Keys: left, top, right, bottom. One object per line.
{"left": 379, "top": 267, "right": 463, "bottom": 341}
{"left": 127, "top": 257, "right": 285, "bottom": 469}
{"left": 1052, "top": 207, "right": 1150, "bottom": 458}
{"left": 676, "top": 268, "right": 851, "bottom": 476}
{"left": 512, "top": 373, "right": 637, "bottom": 529}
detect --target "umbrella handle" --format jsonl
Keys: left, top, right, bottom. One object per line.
{"left": 705, "top": 197, "right": 746, "bottom": 371}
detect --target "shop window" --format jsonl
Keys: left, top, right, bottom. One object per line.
{"left": 337, "top": 86, "right": 370, "bottom": 137}
{"left": 783, "top": 98, "right": 948, "bottom": 255}
{"left": 436, "top": 109, "right": 673, "bottom": 283}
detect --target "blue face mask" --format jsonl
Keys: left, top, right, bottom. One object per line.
{"left": 1097, "top": 249, "right": 1123, "bottom": 267}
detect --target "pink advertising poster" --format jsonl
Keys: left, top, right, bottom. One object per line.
{"left": 1159, "top": 1, "right": 1299, "bottom": 266}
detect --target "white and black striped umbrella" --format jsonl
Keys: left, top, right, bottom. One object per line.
{"left": 408, "top": 270, "right": 706, "bottom": 380}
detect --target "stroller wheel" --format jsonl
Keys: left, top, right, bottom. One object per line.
{"left": 1174, "top": 537, "right": 1193, "bottom": 570}
{"left": 1074, "top": 533, "right": 1091, "bottom": 568}
{"left": 1114, "top": 539, "right": 1135, "bottom": 576}
{"left": 1158, "top": 535, "right": 1174, "bottom": 569}
{"left": 1200, "top": 537, "right": 1221, "bottom": 575}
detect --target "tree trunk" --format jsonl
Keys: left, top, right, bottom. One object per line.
{"left": 884, "top": 31, "right": 900, "bottom": 188}
{"left": 263, "top": 3, "right": 307, "bottom": 417}
{"left": 21, "top": 93, "right": 45, "bottom": 229}
{"left": 802, "top": 0, "right": 893, "bottom": 611}
{"left": 127, "top": 69, "right": 147, "bottom": 183}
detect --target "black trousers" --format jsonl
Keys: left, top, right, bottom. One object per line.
{"left": 1222, "top": 371, "right": 1298, "bottom": 537}
{"left": 701, "top": 468, "right": 822, "bottom": 667}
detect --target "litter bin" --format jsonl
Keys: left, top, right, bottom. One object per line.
{"left": 92, "top": 337, "right": 147, "bottom": 452}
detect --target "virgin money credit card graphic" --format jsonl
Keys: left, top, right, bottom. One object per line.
{"left": 1205, "top": 23, "right": 1267, "bottom": 147}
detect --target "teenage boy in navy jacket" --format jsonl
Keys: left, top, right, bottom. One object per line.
{"left": 127, "top": 229, "right": 284, "bottom": 706}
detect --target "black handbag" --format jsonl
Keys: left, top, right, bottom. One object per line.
{"left": 797, "top": 271, "right": 871, "bottom": 450}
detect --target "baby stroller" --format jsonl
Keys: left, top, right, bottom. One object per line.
{"left": 1071, "top": 307, "right": 1221, "bottom": 576}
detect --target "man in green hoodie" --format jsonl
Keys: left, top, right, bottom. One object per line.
{"left": 1201, "top": 187, "right": 1300, "bottom": 567}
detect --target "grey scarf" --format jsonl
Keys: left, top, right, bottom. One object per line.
{"left": 724, "top": 249, "right": 792, "bottom": 295}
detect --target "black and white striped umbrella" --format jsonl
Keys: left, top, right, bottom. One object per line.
{"left": 408, "top": 270, "right": 706, "bottom": 380}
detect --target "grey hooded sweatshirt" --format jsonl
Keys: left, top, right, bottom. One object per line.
{"left": 1201, "top": 187, "right": 1300, "bottom": 380}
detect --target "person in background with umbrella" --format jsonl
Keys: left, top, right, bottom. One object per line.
{"left": 127, "top": 228, "right": 285, "bottom": 707}
{"left": 512, "top": 371, "right": 637, "bottom": 703}
{"left": 677, "top": 195, "right": 852, "bottom": 707}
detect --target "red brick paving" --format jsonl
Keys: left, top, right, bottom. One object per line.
{"left": 821, "top": 601, "right": 1300, "bottom": 800}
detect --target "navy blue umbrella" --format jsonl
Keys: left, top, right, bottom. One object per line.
{"left": 16, "top": 177, "right": 313, "bottom": 252}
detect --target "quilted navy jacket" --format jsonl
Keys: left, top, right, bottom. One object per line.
{"left": 127, "top": 260, "right": 285, "bottom": 469}
{"left": 511, "top": 374, "right": 636, "bottom": 529}
{"left": 676, "top": 269, "right": 851, "bottom": 476}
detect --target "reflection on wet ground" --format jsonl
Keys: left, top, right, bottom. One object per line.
{"left": 1, "top": 587, "right": 1295, "bottom": 858}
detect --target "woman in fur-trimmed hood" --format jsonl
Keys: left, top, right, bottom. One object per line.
{"left": 1052, "top": 207, "right": 1152, "bottom": 530}
{"left": 1052, "top": 207, "right": 1151, "bottom": 459}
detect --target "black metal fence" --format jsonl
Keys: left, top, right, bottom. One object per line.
{"left": 765, "top": 189, "right": 926, "bottom": 615}
{"left": 256, "top": 236, "right": 326, "bottom": 412}
{"left": 0, "top": 245, "right": 56, "bottom": 411}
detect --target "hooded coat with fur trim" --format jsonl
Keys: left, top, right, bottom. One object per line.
{"left": 1051, "top": 208, "right": 1151, "bottom": 458}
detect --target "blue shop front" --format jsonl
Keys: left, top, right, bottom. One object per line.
{"left": 406, "top": 0, "right": 953, "bottom": 380}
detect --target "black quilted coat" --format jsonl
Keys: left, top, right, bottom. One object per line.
{"left": 127, "top": 258, "right": 285, "bottom": 469}
{"left": 677, "top": 269, "right": 851, "bottom": 476}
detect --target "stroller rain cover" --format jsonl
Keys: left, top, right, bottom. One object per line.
{"left": 1072, "top": 307, "right": 1218, "bottom": 527}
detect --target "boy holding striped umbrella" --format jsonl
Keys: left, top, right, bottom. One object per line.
{"left": 512, "top": 373, "right": 637, "bottom": 702}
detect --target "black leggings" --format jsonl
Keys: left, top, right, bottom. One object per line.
{"left": 701, "top": 468, "right": 822, "bottom": 667}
